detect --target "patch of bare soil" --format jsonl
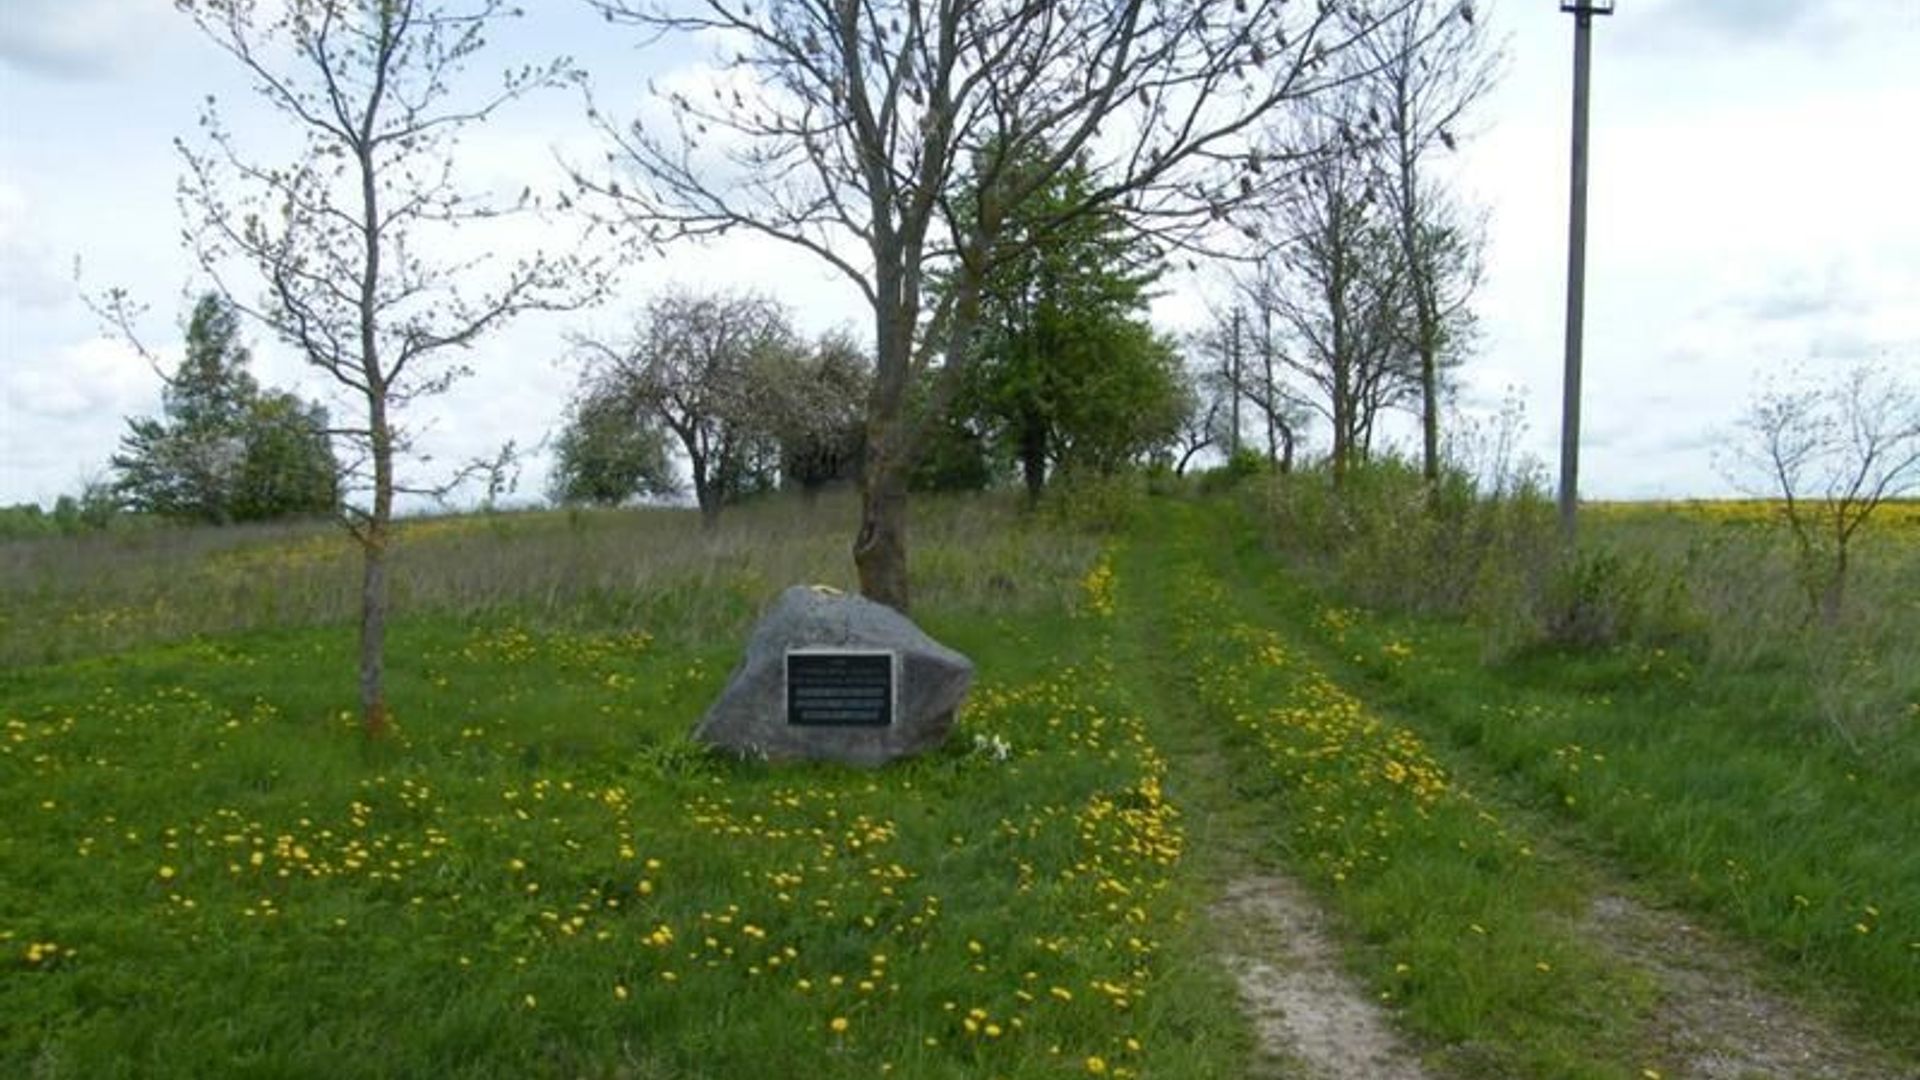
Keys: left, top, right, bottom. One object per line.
{"left": 1211, "top": 875, "right": 1434, "bottom": 1080}
{"left": 1584, "top": 894, "right": 1915, "bottom": 1080}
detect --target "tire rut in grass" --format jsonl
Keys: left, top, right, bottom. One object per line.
{"left": 1211, "top": 873, "right": 1434, "bottom": 1080}
{"left": 1118, "top": 544, "right": 1433, "bottom": 1080}
{"left": 1579, "top": 893, "right": 1914, "bottom": 1080}
{"left": 1176, "top": 738, "right": 1435, "bottom": 1080}
{"left": 1189, "top": 511, "right": 1917, "bottom": 1078}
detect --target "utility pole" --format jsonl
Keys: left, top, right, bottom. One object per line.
{"left": 1559, "top": 0, "right": 1612, "bottom": 542}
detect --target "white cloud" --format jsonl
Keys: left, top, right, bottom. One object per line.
{"left": 1430, "top": 0, "right": 1920, "bottom": 500}
{"left": 1, "top": 335, "right": 166, "bottom": 503}
{"left": 4, "top": 335, "right": 161, "bottom": 420}
{"left": 1617, "top": 0, "right": 1893, "bottom": 53}
{"left": 0, "top": 182, "right": 71, "bottom": 311}
{"left": 0, "top": 0, "right": 179, "bottom": 78}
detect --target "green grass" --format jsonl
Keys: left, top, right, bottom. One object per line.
{"left": 7, "top": 485, "right": 1918, "bottom": 1077}
{"left": 0, "top": 491, "right": 1098, "bottom": 667}
{"left": 1121, "top": 501, "right": 1661, "bottom": 1079}
{"left": 1221, "top": 490, "right": 1920, "bottom": 1062}
{"left": 3, "top": 499, "right": 1244, "bottom": 1079}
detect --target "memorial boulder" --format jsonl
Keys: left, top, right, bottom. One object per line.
{"left": 693, "top": 585, "right": 974, "bottom": 766}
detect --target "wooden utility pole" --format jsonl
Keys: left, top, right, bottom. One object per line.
{"left": 1559, "top": 1, "right": 1612, "bottom": 542}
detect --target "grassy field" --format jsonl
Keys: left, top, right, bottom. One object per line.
{"left": 3, "top": 494, "right": 1250, "bottom": 1078}
{"left": 1219, "top": 492, "right": 1917, "bottom": 1062}
{"left": 5, "top": 486, "right": 1918, "bottom": 1078}
{"left": 0, "top": 494, "right": 1097, "bottom": 668}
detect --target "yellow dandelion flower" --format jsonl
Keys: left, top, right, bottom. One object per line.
{"left": 829, "top": 1016, "right": 849, "bottom": 1034}
{"left": 1085, "top": 1057, "right": 1109, "bottom": 1075}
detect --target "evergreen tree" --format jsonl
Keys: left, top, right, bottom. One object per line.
{"left": 111, "top": 294, "right": 338, "bottom": 523}
{"left": 168, "top": 293, "right": 258, "bottom": 433}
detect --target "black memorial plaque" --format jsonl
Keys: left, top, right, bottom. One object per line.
{"left": 786, "top": 649, "right": 896, "bottom": 727}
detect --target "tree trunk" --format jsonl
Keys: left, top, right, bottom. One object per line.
{"left": 1329, "top": 206, "right": 1352, "bottom": 490}
{"left": 689, "top": 447, "right": 719, "bottom": 531}
{"left": 1330, "top": 342, "right": 1351, "bottom": 488}
{"left": 358, "top": 395, "right": 392, "bottom": 739}
{"left": 355, "top": 129, "right": 389, "bottom": 740}
{"left": 1397, "top": 126, "right": 1443, "bottom": 489}
{"left": 1420, "top": 332, "right": 1441, "bottom": 485}
{"left": 1228, "top": 307, "right": 1243, "bottom": 458}
{"left": 854, "top": 240, "right": 984, "bottom": 614}
{"left": 855, "top": 441, "right": 911, "bottom": 612}
{"left": 357, "top": 525, "right": 390, "bottom": 738}
{"left": 1258, "top": 309, "right": 1279, "bottom": 467}
{"left": 1821, "top": 543, "right": 1848, "bottom": 626}
{"left": 1263, "top": 382, "right": 1278, "bottom": 467}
{"left": 855, "top": 276, "right": 915, "bottom": 613}
{"left": 1019, "top": 413, "right": 1047, "bottom": 506}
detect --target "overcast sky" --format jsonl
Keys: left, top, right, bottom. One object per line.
{"left": 2, "top": 0, "right": 1916, "bottom": 510}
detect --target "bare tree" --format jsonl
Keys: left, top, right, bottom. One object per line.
{"left": 1727, "top": 363, "right": 1920, "bottom": 624}
{"left": 1190, "top": 306, "right": 1248, "bottom": 459}
{"left": 1353, "top": 0, "right": 1495, "bottom": 485}
{"left": 577, "top": 0, "right": 1415, "bottom": 610}
{"left": 1236, "top": 285, "right": 1314, "bottom": 472}
{"left": 1191, "top": 300, "right": 1308, "bottom": 472}
{"left": 1169, "top": 362, "right": 1226, "bottom": 477}
{"left": 1246, "top": 108, "right": 1413, "bottom": 484}
{"left": 174, "top": 0, "right": 599, "bottom": 737}
{"left": 571, "top": 289, "right": 798, "bottom": 529}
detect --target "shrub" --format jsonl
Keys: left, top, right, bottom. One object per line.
{"left": 1197, "top": 448, "right": 1270, "bottom": 495}
{"left": 1253, "top": 458, "right": 1562, "bottom": 631}
{"left": 1043, "top": 472, "right": 1144, "bottom": 533}
{"left": 1244, "top": 457, "right": 1916, "bottom": 753}
{"left": 1142, "top": 460, "right": 1184, "bottom": 497}
{"left": 1537, "top": 548, "right": 1649, "bottom": 650}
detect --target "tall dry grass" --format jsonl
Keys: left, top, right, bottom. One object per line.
{"left": 0, "top": 490, "right": 1099, "bottom": 668}
{"left": 1244, "top": 462, "right": 1920, "bottom": 749}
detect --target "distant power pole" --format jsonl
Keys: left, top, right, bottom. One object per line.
{"left": 1559, "top": 0, "right": 1612, "bottom": 542}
